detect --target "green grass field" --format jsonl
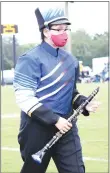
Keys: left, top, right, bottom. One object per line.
{"left": 1, "top": 83, "right": 108, "bottom": 172}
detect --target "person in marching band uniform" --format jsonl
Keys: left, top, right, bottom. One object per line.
{"left": 13, "top": 7, "right": 99, "bottom": 173}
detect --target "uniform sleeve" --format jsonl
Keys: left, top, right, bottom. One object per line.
{"left": 72, "top": 60, "right": 89, "bottom": 116}
{"left": 13, "top": 54, "right": 60, "bottom": 125}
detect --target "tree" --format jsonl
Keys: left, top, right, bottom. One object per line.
{"left": 2, "top": 36, "right": 16, "bottom": 69}
{"left": 1, "top": 36, "right": 36, "bottom": 70}
{"left": 71, "top": 30, "right": 93, "bottom": 66}
{"left": 71, "top": 30, "right": 108, "bottom": 67}
{"left": 91, "top": 32, "right": 108, "bottom": 58}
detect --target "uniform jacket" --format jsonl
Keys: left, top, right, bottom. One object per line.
{"left": 13, "top": 41, "right": 89, "bottom": 126}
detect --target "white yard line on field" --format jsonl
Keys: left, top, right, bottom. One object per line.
{"left": 82, "top": 140, "right": 108, "bottom": 143}
{"left": 2, "top": 147, "right": 19, "bottom": 151}
{"left": 1, "top": 147, "right": 108, "bottom": 162}
{"left": 84, "top": 157, "right": 108, "bottom": 162}
{"left": 1, "top": 127, "right": 19, "bottom": 131}
{"left": 1, "top": 114, "right": 19, "bottom": 118}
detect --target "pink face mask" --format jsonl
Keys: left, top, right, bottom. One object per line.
{"left": 51, "top": 32, "right": 68, "bottom": 47}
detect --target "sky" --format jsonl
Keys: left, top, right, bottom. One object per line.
{"left": 1, "top": 1, "right": 108, "bottom": 44}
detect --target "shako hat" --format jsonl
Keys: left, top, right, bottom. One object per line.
{"left": 35, "top": 7, "right": 71, "bottom": 31}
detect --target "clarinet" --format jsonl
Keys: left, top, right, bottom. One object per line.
{"left": 32, "top": 87, "right": 100, "bottom": 164}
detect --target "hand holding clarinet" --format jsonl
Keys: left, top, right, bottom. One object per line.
{"left": 55, "top": 87, "right": 100, "bottom": 134}
{"left": 32, "top": 87, "right": 100, "bottom": 164}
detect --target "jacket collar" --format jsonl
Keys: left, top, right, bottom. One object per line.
{"left": 41, "top": 41, "right": 59, "bottom": 57}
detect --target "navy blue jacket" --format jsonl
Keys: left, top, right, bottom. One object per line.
{"left": 13, "top": 41, "right": 89, "bottom": 126}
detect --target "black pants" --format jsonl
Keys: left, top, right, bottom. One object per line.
{"left": 18, "top": 112, "right": 85, "bottom": 173}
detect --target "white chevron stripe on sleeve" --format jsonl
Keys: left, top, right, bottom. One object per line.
{"left": 28, "top": 103, "right": 43, "bottom": 117}
{"left": 15, "top": 71, "right": 37, "bottom": 85}
{"left": 15, "top": 89, "right": 39, "bottom": 113}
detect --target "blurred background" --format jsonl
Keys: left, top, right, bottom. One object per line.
{"left": 1, "top": 1, "right": 109, "bottom": 173}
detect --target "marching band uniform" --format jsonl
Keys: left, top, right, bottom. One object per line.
{"left": 13, "top": 7, "right": 89, "bottom": 173}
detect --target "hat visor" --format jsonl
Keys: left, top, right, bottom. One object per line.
{"left": 50, "top": 19, "right": 71, "bottom": 25}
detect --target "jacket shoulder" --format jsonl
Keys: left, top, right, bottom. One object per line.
{"left": 21, "top": 44, "right": 41, "bottom": 58}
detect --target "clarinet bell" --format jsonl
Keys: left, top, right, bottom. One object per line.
{"left": 32, "top": 150, "right": 46, "bottom": 164}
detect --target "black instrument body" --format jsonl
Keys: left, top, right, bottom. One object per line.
{"left": 32, "top": 87, "right": 100, "bottom": 164}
